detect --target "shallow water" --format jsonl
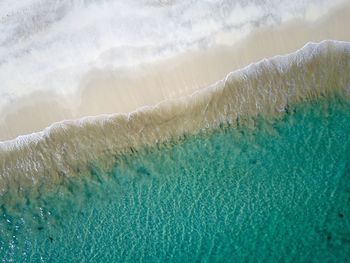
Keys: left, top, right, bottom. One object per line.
{"left": 1, "top": 97, "right": 349, "bottom": 262}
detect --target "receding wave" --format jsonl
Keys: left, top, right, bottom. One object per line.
{"left": 1, "top": 40, "right": 350, "bottom": 195}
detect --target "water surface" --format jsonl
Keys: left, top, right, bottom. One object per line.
{"left": 1, "top": 97, "right": 349, "bottom": 262}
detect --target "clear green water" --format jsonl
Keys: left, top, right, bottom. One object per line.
{"left": 1, "top": 98, "right": 350, "bottom": 262}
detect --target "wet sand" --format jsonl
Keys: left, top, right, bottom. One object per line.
{"left": 1, "top": 1, "right": 350, "bottom": 141}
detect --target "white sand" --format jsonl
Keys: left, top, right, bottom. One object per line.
{"left": 1, "top": 1, "right": 350, "bottom": 141}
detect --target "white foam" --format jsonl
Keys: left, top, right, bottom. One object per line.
{"left": 0, "top": 0, "right": 346, "bottom": 111}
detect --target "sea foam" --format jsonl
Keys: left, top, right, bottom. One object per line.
{"left": 0, "top": 0, "right": 346, "bottom": 111}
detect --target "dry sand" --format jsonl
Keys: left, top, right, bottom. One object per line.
{"left": 1, "top": 1, "right": 350, "bottom": 141}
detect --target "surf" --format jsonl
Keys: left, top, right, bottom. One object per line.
{"left": 1, "top": 40, "right": 350, "bottom": 194}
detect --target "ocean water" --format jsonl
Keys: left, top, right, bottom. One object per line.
{"left": 1, "top": 97, "right": 349, "bottom": 262}
{"left": 1, "top": 1, "right": 350, "bottom": 262}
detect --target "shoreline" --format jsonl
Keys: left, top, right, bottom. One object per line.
{"left": 1, "top": 1, "right": 350, "bottom": 141}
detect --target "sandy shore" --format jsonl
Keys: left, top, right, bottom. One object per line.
{"left": 1, "top": 1, "right": 350, "bottom": 141}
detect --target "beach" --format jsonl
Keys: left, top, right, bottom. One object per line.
{"left": 1, "top": 1, "right": 350, "bottom": 141}
{"left": 1, "top": 1, "right": 350, "bottom": 261}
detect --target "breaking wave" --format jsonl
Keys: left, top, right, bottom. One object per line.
{"left": 0, "top": 40, "right": 350, "bottom": 195}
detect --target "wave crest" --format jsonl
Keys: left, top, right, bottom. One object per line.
{"left": 0, "top": 40, "right": 350, "bottom": 194}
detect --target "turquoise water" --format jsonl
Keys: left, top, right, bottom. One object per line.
{"left": 1, "top": 98, "right": 350, "bottom": 262}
